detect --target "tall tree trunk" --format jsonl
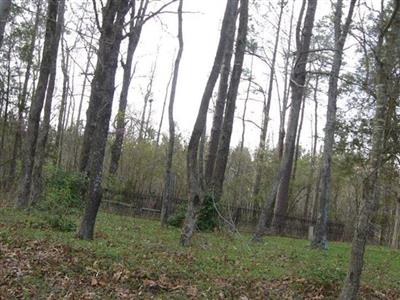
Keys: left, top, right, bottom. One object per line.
{"left": 277, "top": 0, "right": 296, "bottom": 160}
{"left": 9, "top": 0, "right": 42, "bottom": 183}
{"left": 109, "top": 3, "right": 145, "bottom": 175}
{"left": 180, "top": 0, "right": 239, "bottom": 246}
{"left": 254, "top": 0, "right": 317, "bottom": 239}
{"left": 16, "top": 0, "right": 59, "bottom": 208}
{"left": 312, "top": 0, "right": 357, "bottom": 250}
{"left": 204, "top": 2, "right": 238, "bottom": 189}
{"left": 292, "top": 87, "right": 307, "bottom": 180}
{"left": 0, "top": 0, "right": 11, "bottom": 50}
{"left": 56, "top": 37, "right": 70, "bottom": 166}
{"left": 212, "top": 0, "right": 248, "bottom": 200}
{"left": 30, "top": 0, "right": 64, "bottom": 204}
{"left": 77, "top": 0, "right": 130, "bottom": 240}
{"left": 253, "top": 0, "right": 286, "bottom": 198}
{"left": 156, "top": 68, "right": 173, "bottom": 146}
{"left": 271, "top": 0, "right": 318, "bottom": 234}
{"left": 0, "top": 46, "right": 11, "bottom": 164}
{"left": 160, "top": 0, "right": 184, "bottom": 226}
{"left": 339, "top": 2, "right": 399, "bottom": 297}
{"left": 391, "top": 197, "right": 400, "bottom": 249}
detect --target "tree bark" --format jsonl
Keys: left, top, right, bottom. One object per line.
{"left": 391, "top": 198, "right": 400, "bottom": 249}
{"left": 30, "top": 0, "right": 65, "bottom": 204}
{"left": 77, "top": 0, "right": 130, "bottom": 240}
{"left": 271, "top": 0, "right": 318, "bottom": 234}
{"left": 109, "top": 2, "right": 146, "bottom": 175}
{"left": 254, "top": 0, "right": 317, "bottom": 238}
{"left": 0, "top": 0, "right": 11, "bottom": 50}
{"left": 339, "top": 2, "right": 399, "bottom": 297}
{"left": 204, "top": 1, "right": 238, "bottom": 189}
{"left": 312, "top": 0, "right": 357, "bottom": 250}
{"left": 212, "top": 0, "right": 248, "bottom": 201}
{"left": 16, "top": 0, "right": 59, "bottom": 208}
{"left": 160, "top": 0, "right": 184, "bottom": 226}
{"left": 180, "top": 0, "right": 239, "bottom": 246}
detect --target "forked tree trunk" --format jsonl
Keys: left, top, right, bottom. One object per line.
{"left": 160, "top": 0, "right": 184, "bottom": 226}
{"left": 16, "top": 0, "right": 59, "bottom": 208}
{"left": 109, "top": 2, "right": 146, "bottom": 175}
{"left": 213, "top": 4, "right": 248, "bottom": 199}
{"left": 31, "top": 0, "right": 65, "bottom": 204}
{"left": 254, "top": 0, "right": 317, "bottom": 239}
{"left": 77, "top": 0, "right": 130, "bottom": 240}
{"left": 312, "top": 0, "right": 357, "bottom": 250}
{"left": 204, "top": 1, "right": 238, "bottom": 189}
{"left": 180, "top": 0, "right": 239, "bottom": 246}
{"left": 339, "top": 2, "right": 399, "bottom": 297}
{"left": 271, "top": 0, "right": 317, "bottom": 234}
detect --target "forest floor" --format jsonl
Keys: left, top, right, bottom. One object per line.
{"left": 0, "top": 208, "right": 399, "bottom": 299}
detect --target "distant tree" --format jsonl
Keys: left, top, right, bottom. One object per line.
{"left": 160, "top": 0, "right": 184, "bottom": 226}
{"left": 0, "top": 0, "right": 11, "bottom": 49}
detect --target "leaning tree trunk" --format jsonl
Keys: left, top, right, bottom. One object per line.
{"left": 77, "top": 0, "right": 130, "bottom": 240}
{"left": 271, "top": 0, "right": 318, "bottom": 234}
{"left": 254, "top": 0, "right": 317, "bottom": 239}
{"left": 253, "top": 0, "right": 286, "bottom": 198}
{"left": 160, "top": 0, "right": 184, "bottom": 226}
{"left": 30, "top": 0, "right": 64, "bottom": 204}
{"left": 204, "top": 1, "right": 238, "bottom": 189}
{"left": 16, "top": 0, "right": 59, "bottom": 208}
{"left": 0, "top": 0, "right": 11, "bottom": 50}
{"left": 339, "top": 2, "right": 398, "bottom": 297}
{"left": 180, "top": 0, "right": 239, "bottom": 246}
{"left": 213, "top": 0, "right": 248, "bottom": 200}
{"left": 312, "top": 0, "right": 357, "bottom": 250}
{"left": 109, "top": 3, "right": 145, "bottom": 175}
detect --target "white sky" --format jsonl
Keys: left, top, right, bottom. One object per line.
{"left": 58, "top": 0, "right": 363, "bottom": 155}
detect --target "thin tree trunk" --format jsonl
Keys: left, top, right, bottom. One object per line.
{"left": 208, "top": 0, "right": 248, "bottom": 203}
{"left": 156, "top": 68, "right": 173, "bottom": 146}
{"left": 253, "top": 0, "right": 286, "bottom": 198}
{"left": 30, "top": 0, "right": 64, "bottom": 203}
{"left": 109, "top": 3, "right": 145, "bottom": 175}
{"left": 180, "top": 0, "right": 239, "bottom": 246}
{"left": 77, "top": 0, "right": 130, "bottom": 240}
{"left": 271, "top": 0, "right": 318, "bottom": 234}
{"left": 161, "top": 0, "right": 184, "bottom": 226}
{"left": 391, "top": 198, "right": 400, "bottom": 249}
{"left": 312, "top": 0, "right": 357, "bottom": 249}
{"left": 254, "top": 0, "right": 317, "bottom": 239}
{"left": 277, "top": 0, "right": 296, "bottom": 160}
{"left": 339, "top": 2, "right": 399, "bottom": 297}
{"left": 0, "top": 0, "right": 11, "bottom": 50}
{"left": 9, "top": 1, "right": 42, "bottom": 183}
{"left": 292, "top": 87, "right": 307, "bottom": 180}
{"left": 16, "top": 0, "right": 59, "bottom": 208}
{"left": 204, "top": 2, "right": 238, "bottom": 189}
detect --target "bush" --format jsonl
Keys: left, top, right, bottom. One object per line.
{"left": 167, "top": 194, "right": 219, "bottom": 231}
{"left": 35, "top": 166, "right": 86, "bottom": 232}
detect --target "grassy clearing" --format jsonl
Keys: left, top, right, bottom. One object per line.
{"left": 0, "top": 208, "right": 399, "bottom": 299}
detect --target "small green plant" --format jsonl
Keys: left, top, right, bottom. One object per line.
{"left": 167, "top": 203, "right": 186, "bottom": 227}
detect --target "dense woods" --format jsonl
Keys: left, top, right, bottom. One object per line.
{"left": 0, "top": 0, "right": 399, "bottom": 298}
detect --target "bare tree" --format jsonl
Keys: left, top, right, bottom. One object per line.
{"left": 254, "top": 0, "right": 317, "bottom": 239}
{"left": 179, "top": 0, "right": 239, "bottom": 246}
{"left": 312, "top": 0, "right": 357, "bottom": 250}
{"left": 160, "top": 0, "right": 184, "bottom": 226}
{"left": 16, "top": 0, "right": 60, "bottom": 208}
{"left": 77, "top": 0, "right": 130, "bottom": 240}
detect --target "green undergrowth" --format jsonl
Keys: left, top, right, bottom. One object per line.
{"left": 0, "top": 208, "right": 399, "bottom": 299}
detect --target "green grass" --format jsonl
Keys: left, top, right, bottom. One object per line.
{"left": 0, "top": 208, "right": 399, "bottom": 299}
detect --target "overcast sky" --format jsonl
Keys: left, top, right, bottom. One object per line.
{"left": 59, "top": 0, "right": 364, "bottom": 154}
